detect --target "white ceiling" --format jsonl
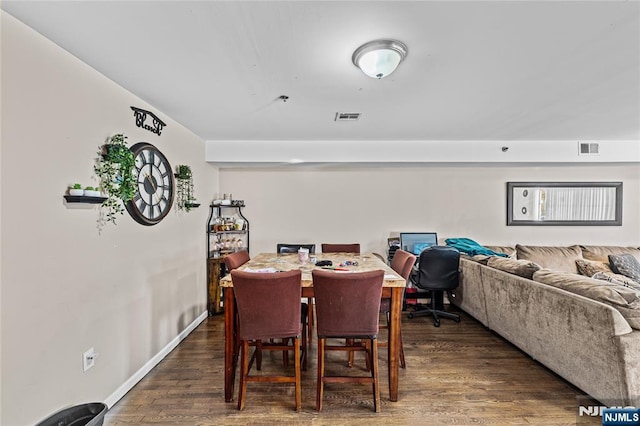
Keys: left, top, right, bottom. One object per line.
{"left": 3, "top": 1, "right": 640, "bottom": 142}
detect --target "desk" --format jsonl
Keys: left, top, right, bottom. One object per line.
{"left": 220, "top": 252, "right": 406, "bottom": 402}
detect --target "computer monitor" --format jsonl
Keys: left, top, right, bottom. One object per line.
{"left": 399, "top": 232, "right": 438, "bottom": 255}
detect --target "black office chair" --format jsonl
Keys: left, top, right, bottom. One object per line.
{"left": 406, "top": 246, "right": 461, "bottom": 327}
{"left": 277, "top": 243, "right": 316, "bottom": 254}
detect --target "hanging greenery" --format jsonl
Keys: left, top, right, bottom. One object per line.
{"left": 94, "top": 133, "right": 136, "bottom": 224}
{"left": 176, "top": 164, "right": 197, "bottom": 212}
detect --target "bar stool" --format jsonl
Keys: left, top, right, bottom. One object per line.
{"left": 313, "top": 269, "right": 384, "bottom": 412}
{"left": 231, "top": 269, "right": 303, "bottom": 411}
{"left": 380, "top": 249, "right": 416, "bottom": 368}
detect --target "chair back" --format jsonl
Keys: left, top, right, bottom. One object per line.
{"left": 224, "top": 250, "right": 250, "bottom": 271}
{"left": 390, "top": 249, "right": 416, "bottom": 282}
{"left": 415, "top": 246, "right": 460, "bottom": 291}
{"left": 321, "top": 243, "right": 360, "bottom": 254}
{"left": 312, "top": 269, "right": 384, "bottom": 338}
{"left": 277, "top": 243, "right": 316, "bottom": 254}
{"left": 231, "top": 270, "right": 302, "bottom": 341}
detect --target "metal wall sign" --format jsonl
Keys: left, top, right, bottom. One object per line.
{"left": 130, "top": 106, "right": 166, "bottom": 136}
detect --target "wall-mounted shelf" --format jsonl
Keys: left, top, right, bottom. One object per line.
{"left": 64, "top": 195, "right": 107, "bottom": 204}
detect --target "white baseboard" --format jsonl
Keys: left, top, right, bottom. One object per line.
{"left": 104, "top": 310, "right": 209, "bottom": 408}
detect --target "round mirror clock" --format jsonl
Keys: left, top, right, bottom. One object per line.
{"left": 126, "top": 142, "right": 174, "bottom": 226}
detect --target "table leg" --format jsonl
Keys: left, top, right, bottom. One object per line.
{"left": 388, "top": 287, "right": 402, "bottom": 401}
{"left": 224, "top": 287, "right": 236, "bottom": 402}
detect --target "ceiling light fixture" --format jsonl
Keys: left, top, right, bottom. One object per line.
{"left": 352, "top": 39, "right": 408, "bottom": 79}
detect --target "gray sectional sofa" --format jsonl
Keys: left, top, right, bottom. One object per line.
{"left": 450, "top": 244, "right": 640, "bottom": 406}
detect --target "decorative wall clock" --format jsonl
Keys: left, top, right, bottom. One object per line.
{"left": 126, "top": 142, "right": 174, "bottom": 226}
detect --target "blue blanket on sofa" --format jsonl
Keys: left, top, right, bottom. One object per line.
{"left": 445, "top": 238, "right": 509, "bottom": 257}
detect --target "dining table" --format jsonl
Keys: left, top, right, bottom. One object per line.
{"left": 219, "top": 252, "right": 407, "bottom": 403}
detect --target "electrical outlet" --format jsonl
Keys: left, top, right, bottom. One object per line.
{"left": 83, "top": 348, "right": 96, "bottom": 372}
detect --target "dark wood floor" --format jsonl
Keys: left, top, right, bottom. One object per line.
{"left": 105, "top": 306, "right": 600, "bottom": 425}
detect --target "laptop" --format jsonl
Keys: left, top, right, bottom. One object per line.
{"left": 399, "top": 232, "right": 438, "bottom": 256}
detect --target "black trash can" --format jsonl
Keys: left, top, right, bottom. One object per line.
{"left": 36, "top": 402, "right": 107, "bottom": 426}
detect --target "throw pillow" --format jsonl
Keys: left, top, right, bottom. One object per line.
{"left": 575, "top": 259, "right": 613, "bottom": 277}
{"left": 609, "top": 254, "right": 640, "bottom": 282}
{"left": 592, "top": 271, "right": 640, "bottom": 292}
{"left": 487, "top": 257, "right": 541, "bottom": 279}
{"left": 580, "top": 245, "right": 640, "bottom": 263}
{"left": 516, "top": 244, "right": 583, "bottom": 273}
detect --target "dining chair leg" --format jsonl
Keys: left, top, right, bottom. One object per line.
{"left": 316, "top": 338, "right": 325, "bottom": 411}
{"left": 301, "top": 318, "right": 308, "bottom": 371}
{"left": 282, "top": 338, "right": 290, "bottom": 368}
{"left": 365, "top": 340, "right": 371, "bottom": 372}
{"left": 256, "top": 340, "right": 263, "bottom": 370}
{"left": 308, "top": 298, "right": 314, "bottom": 348}
{"left": 294, "top": 336, "right": 302, "bottom": 411}
{"left": 238, "top": 340, "right": 249, "bottom": 411}
{"left": 283, "top": 304, "right": 310, "bottom": 370}
{"left": 371, "top": 338, "right": 381, "bottom": 413}
{"left": 347, "top": 339, "right": 355, "bottom": 367}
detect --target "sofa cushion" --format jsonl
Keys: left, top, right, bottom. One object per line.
{"left": 576, "top": 259, "right": 613, "bottom": 277}
{"left": 485, "top": 245, "right": 516, "bottom": 258}
{"left": 516, "top": 244, "right": 583, "bottom": 273}
{"left": 580, "top": 245, "right": 640, "bottom": 263}
{"left": 609, "top": 254, "right": 640, "bottom": 282}
{"left": 592, "top": 271, "right": 640, "bottom": 292}
{"left": 533, "top": 269, "right": 640, "bottom": 329}
{"left": 487, "top": 256, "right": 541, "bottom": 279}
{"left": 469, "top": 254, "right": 491, "bottom": 265}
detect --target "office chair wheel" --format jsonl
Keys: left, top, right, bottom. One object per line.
{"left": 408, "top": 312, "right": 414, "bottom": 319}
{"left": 434, "top": 320, "right": 440, "bottom": 327}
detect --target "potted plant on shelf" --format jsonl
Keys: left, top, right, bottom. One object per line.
{"left": 94, "top": 133, "right": 136, "bottom": 224}
{"left": 83, "top": 186, "right": 102, "bottom": 197}
{"left": 175, "top": 164, "right": 199, "bottom": 212}
{"left": 69, "top": 183, "right": 84, "bottom": 196}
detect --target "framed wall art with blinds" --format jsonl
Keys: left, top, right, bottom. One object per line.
{"left": 506, "top": 182, "right": 622, "bottom": 226}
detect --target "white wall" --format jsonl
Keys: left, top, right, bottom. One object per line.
{"left": 1, "top": 13, "right": 217, "bottom": 425}
{"left": 219, "top": 164, "right": 640, "bottom": 255}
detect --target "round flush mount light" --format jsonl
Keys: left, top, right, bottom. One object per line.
{"left": 352, "top": 39, "right": 408, "bottom": 79}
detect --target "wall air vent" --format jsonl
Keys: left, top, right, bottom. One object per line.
{"left": 579, "top": 142, "right": 599, "bottom": 155}
{"left": 335, "top": 112, "right": 361, "bottom": 121}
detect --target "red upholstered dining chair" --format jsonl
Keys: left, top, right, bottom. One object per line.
{"left": 223, "top": 250, "right": 256, "bottom": 367}
{"left": 225, "top": 249, "right": 309, "bottom": 371}
{"left": 231, "top": 270, "right": 303, "bottom": 411}
{"left": 321, "top": 243, "right": 360, "bottom": 254}
{"left": 313, "top": 269, "right": 384, "bottom": 412}
{"left": 320, "top": 243, "right": 362, "bottom": 367}
{"left": 224, "top": 250, "right": 250, "bottom": 272}
{"left": 380, "top": 249, "right": 416, "bottom": 368}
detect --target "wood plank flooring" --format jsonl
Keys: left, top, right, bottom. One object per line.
{"left": 105, "top": 307, "right": 600, "bottom": 425}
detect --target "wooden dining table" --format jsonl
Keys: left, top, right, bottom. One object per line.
{"left": 219, "top": 252, "right": 407, "bottom": 403}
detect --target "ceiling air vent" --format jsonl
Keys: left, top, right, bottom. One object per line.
{"left": 579, "top": 142, "right": 599, "bottom": 155}
{"left": 335, "top": 112, "right": 361, "bottom": 121}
